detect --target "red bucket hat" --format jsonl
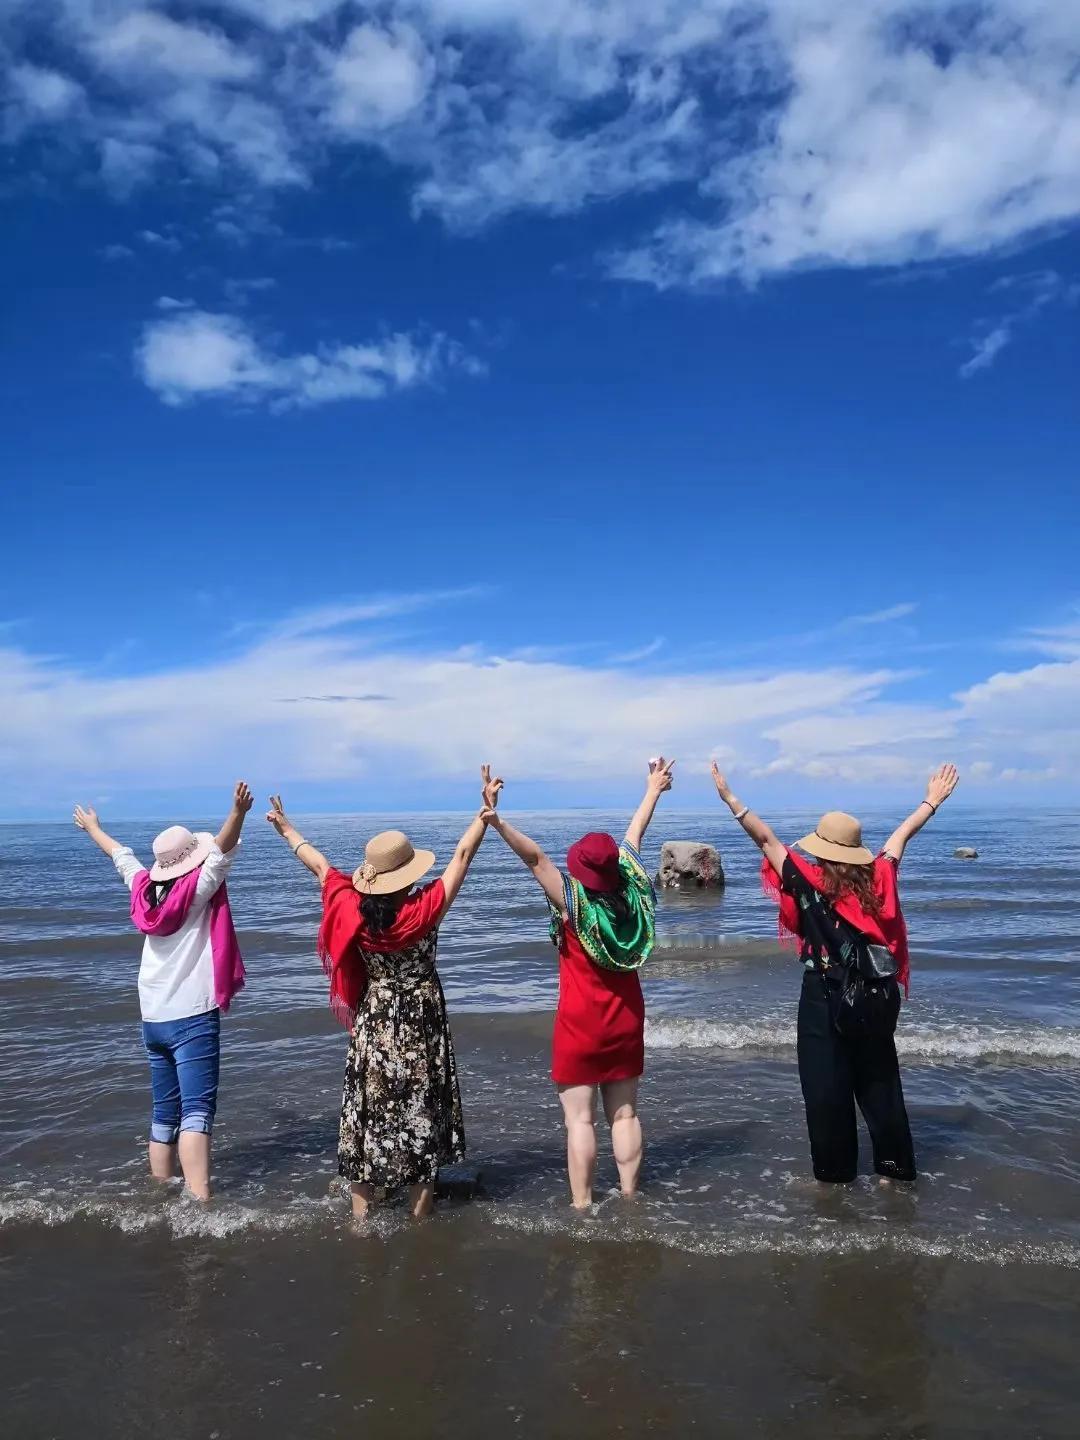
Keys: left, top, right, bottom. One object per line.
{"left": 567, "top": 832, "right": 621, "bottom": 894}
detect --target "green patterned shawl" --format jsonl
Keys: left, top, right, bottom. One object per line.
{"left": 549, "top": 842, "right": 656, "bottom": 972}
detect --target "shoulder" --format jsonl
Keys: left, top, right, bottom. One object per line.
{"left": 874, "top": 852, "right": 901, "bottom": 890}
{"left": 780, "top": 852, "right": 810, "bottom": 895}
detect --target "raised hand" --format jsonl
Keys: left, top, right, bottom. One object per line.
{"left": 233, "top": 781, "right": 254, "bottom": 813}
{"left": 710, "top": 761, "right": 733, "bottom": 802}
{"left": 925, "top": 763, "right": 959, "bottom": 809}
{"left": 73, "top": 804, "right": 99, "bottom": 832}
{"left": 481, "top": 763, "right": 504, "bottom": 812}
{"left": 266, "top": 794, "right": 290, "bottom": 836}
{"left": 648, "top": 756, "right": 675, "bottom": 794}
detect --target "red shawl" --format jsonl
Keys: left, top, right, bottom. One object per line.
{"left": 317, "top": 870, "right": 445, "bottom": 1029}
{"left": 761, "top": 850, "right": 911, "bottom": 996}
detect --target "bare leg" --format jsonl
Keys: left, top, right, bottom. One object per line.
{"left": 147, "top": 1140, "right": 177, "bottom": 1183}
{"left": 407, "top": 1182, "right": 435, "bottom": 1219}
{"left": 350, "top": 1182, "right": 376, "bottom": 1218}
{"left": 177, "top": 1132, "right": 212, "bottom": 1201}
{"left": 601, "top": 1078, "right": 643, "bottom": 1197}
{"left": 558, "top": 1083, "right": 598, "bottom": 1209}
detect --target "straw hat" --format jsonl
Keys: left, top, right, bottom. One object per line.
{"left": 148, "top": 825, "right": 215, "bottom": 882}
{"left": 796, "top": 811, "right": 874, "bottom": 866}
{"left": 352, "top": 830, "right": 436, "bottom": 896}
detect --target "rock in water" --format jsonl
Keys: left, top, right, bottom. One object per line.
{"left": 954, "top": 847, "right": 979, "bottom": 860}
{"left": 656, "top": 841, "right": 725, "bottom": 890}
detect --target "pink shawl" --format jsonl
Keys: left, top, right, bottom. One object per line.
{"left": 130, "top": 866, "right": 246, "bottom": 1012}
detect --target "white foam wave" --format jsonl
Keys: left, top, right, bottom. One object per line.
{"left": 0, "top": 1192, "right": 340, "bottom": 1239}
{"left": 644, "top": 1016, "right": 1080, "bottom": 1063}
{"left": 490, "top": 1209, "right": 1080, "bottom": 1269}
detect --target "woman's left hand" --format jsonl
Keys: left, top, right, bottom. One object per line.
{"left": 481, "top": 763, "right": 503, "bottom": 811}
{"left": 233, "top": 781, "right": 254, "bottom": 813}
{"left": 925, "top": 763, "right": 959, "bottom": 809}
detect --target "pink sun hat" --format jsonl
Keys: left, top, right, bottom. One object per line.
{"left": 148, "top": 825, "right": 215, "bottom": 882}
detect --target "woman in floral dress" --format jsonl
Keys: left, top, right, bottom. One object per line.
{"left": 267, "top": 767, "right": 501, "bottom": 1218}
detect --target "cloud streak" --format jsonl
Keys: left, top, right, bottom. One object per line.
{"left": 136, "top": 309, "right": 484, "bottom": 409}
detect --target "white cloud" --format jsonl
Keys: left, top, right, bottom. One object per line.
{"left": 4, "top": 2, "right": 1080, "bottom": 285}
{"left": 135, "top": 309, "right": 484, "bottom": 408}
{"left": 959, "top": 269, "right": 1077, "bottom": 377}
{"left": 322, "top": 23, "right": 433, "bottom": 133}
{"left": 9, "top": 62, "right": 82, "bottom": 120}
{"left": 2, "top": 595, "right": 1078, "bottom": 809}
{"left": 89, "top": 12, "right": 257, "bottom": 83}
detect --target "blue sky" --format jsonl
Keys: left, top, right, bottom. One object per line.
{"left": 2, "top": 2, "right": 1079, "bottom": 817}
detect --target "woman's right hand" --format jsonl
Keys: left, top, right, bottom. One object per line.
{"left": 925, "top": 763, "right": 959, "bottom": 809}
{"left": 647, "top": 756, "right": 675, "bottom": 794}
{"left": 265, "top": 794, "right": 291, "bottom": 836}
{"left": 73, "top": 805, "right": 99, "bottom": 832}
{"left": 710, "top": 761, "right": 733, "bottom": 803}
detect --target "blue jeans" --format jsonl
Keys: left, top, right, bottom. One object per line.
{"left": 142, "top": 1009, "right": 221, "bottom": 1144}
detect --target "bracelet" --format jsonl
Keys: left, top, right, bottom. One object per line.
{"left": 733, "top": 805, "right": 750, "bottom": 822}
{"left": 292, "top": 839, "right": 311, "bottom": 855}
{"left": 921, "top": 800, "right": 937, "bottom": 814}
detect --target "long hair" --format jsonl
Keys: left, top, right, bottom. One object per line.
{"left": 359, "top": 890, "right": 407, "bottom": 934}
{"left": 817, "top": 859, "right": 881, "bottom": 916}
{"left": 584, "top": 880, "right": 632, "bottom": 927}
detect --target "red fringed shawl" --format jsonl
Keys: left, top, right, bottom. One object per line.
{"left": 761, "top": 850, "right": 912, "bottom": 996}
{"left": 317, "top": 870, "right": 445, "bottom": 1028}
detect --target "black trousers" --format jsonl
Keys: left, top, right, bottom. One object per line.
{"left": 796, "top": 969, "right": 916, "bottom": 1183}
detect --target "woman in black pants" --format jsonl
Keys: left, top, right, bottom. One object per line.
{"left": 710, "top": 762, "right": 959, "bottom": 1184}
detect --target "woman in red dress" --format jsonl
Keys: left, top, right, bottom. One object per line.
{"left": 483, "top": 759, "right": 674, "bottom": 1208}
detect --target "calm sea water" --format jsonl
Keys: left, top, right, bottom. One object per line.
{"left": 2, "top": 808, "right": 1079, "bottom": 1437}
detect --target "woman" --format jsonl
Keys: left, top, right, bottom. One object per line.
{"left": 482, "top": 759, "right": 674, "bottom": 1209}
{"left": 73, "top": 781, "right": 253, "bottom": 1201}
{"left": 266, "top": 766, "right": 501, "bottom": 1220}
{"left": 710, "top": 761, "right": 960, "bottom": 1184}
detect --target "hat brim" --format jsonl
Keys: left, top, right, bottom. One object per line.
{"left": 352, "top": 849, "right": 436, "bottom": 896}
{"left": 148, "top": 831, "right": 215, "bottom": 883}
{"left": 796, "top": 832, "right": 875, "bottom": 866}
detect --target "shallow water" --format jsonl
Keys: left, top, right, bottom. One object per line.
{"left": 2, "top": 809, "right": 1079, "bottom": 1436}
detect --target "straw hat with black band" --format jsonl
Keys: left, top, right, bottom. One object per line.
{"left": 795, "top": 811, "right": 875, "bottom": 866}
{"left": 351, "top": 829, "right": 436, "bottom": 896}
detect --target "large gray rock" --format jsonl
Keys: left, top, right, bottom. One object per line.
{"left": 954, "top": 847, "right": 979, "bottom": 860}
{"left": 656, "top": 840, "right": 725, "bottom": 890}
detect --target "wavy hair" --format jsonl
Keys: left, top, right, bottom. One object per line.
{"left": 817, "top": 859, "right": 882, "bottom": 917}
{"left": 359, "top": 890, "right": 406, "bottom": 934}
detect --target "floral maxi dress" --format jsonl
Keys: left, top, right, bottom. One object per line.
{"left": 337, "top": 926, "right": 465, "bottom": 1190}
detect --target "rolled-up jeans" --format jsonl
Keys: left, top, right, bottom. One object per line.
{"left": 142, "top": 1009, "right": 221, "bottom": 1144}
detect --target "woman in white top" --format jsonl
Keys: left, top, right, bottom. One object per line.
{"left": 73, "top": 782, "right": 252, "bottom": 1200}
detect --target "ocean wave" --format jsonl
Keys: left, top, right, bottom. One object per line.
{"left": 490, "top": 1209, "right": 1080, "bottom": 1269}
{"left": 644, "top": 1016, "right": 1080, "bottom": 1063}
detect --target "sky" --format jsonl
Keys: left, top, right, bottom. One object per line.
{"left": 1, "top": 1, "right": 1079, "bottom": 819}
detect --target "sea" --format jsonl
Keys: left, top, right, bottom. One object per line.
{"left": 2, "top": 808, "right": 1078, "bottom": 1438}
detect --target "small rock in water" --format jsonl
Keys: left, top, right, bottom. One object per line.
{"left": 954, "top": 847, "right": 979, "bottom": 860}
{"left": 437, "top": 1164, "right": 483, "bottom": 1201}
{"left": 656, "top": 840, "right": 725, "bottom": 890}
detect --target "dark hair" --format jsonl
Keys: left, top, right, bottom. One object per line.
{"left": 150, "top": 877, "right": 178, "bottom": 908}
{"left": 584, "top": 881, "right": 632, "bottom": 927}
{"left": 359, "top": 890, "right": 407, "bottom": 934}
{"left": 817, "top": 860, "right": 882, "bottom": 916}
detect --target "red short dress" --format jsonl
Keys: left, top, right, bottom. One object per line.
{"left": 550, "top": 871, "right": 647, "bottom": 1087}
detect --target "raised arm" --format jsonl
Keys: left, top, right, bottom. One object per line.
{"left": 623, "top": 756, "right": 675, "bottom": 853}
{"left": 73, "top": 806, "right": 126, "bottom": 859}
{"left": 882, "top": 764, "right": 959, "bottom": 864}
{"left": 710, "top": 762, "right": 788, "bottom": 875}
{"left": 438, "top": 765, "right": 503, "bottom": 920}
{"left": 214, "top": 781, "right": 254, "bottom": 854}
{"left": 265, "top": 794, "right": 332, "bottom": 886}
{"left": 483, "top": 810, "right": 566, "bottom": 913}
